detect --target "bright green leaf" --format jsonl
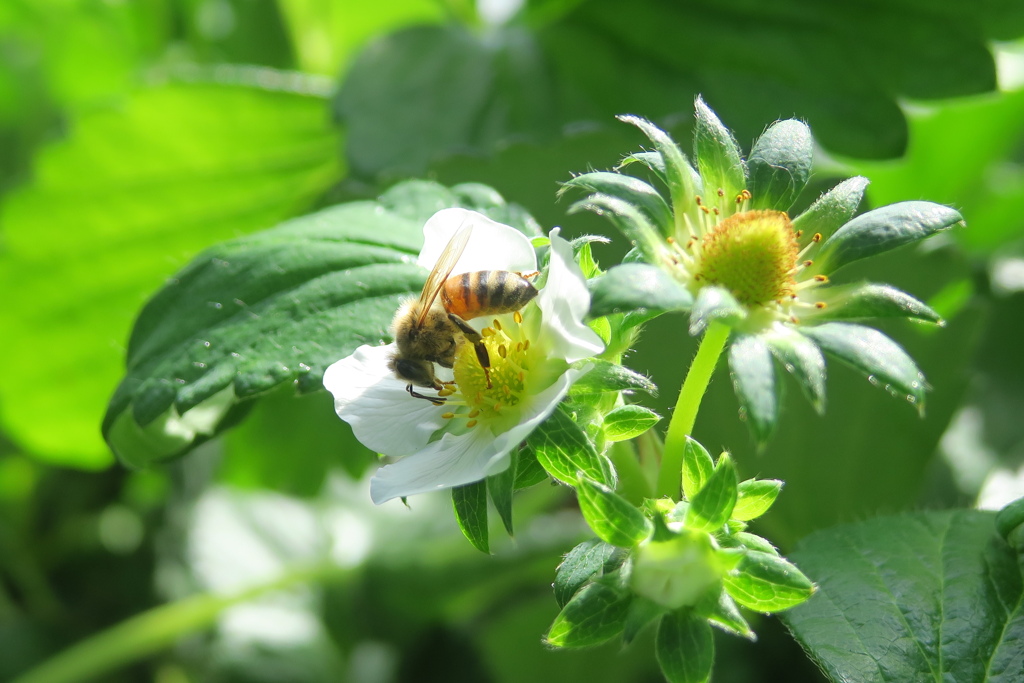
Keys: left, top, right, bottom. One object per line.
{"left": 603, "top": 405, "right": 662, "bottom": 442}
{"left": 587, "top": 263, "right": 693, "bottom": 320}
{"left": 487, "top": 455, "right": 516, "bottom": 537}
{"left": 546, "top": 581, "right": 631, "bottom": 648}
{"left": 728, "top": 334, "right": 779, "bottom": 445}
{"left": 689, "top": 286, "right": 745, "bottom": 336}
{"left": 762, "top": 324, "right": 827, "bottom": 414}
{"left": 576, "top": 478, "right": 652, "bottom": 548}
{"left": 693, "top": 95, "right": 746, "bottom": 215}
{"left": 452, "top": 480, "right": 489, "bottom": 554}
{"left": 791, "top": 176, "right": 869, "bottom": 245}
{"left": 681, "top": 437, "right": 714, "bottom": 501}
{"left": 554, "top": 539, "right": 626, "bottom": 609}
{"left": 732, "top": 479, "right": 783, "bottom": 522}
{"left": 723, "top": 550, "right": 814, "bottom": 613}
{"left": 684, "top": 453, "right": 738, "bottom": 532}
{"left": 807, "top": 282, "right": 943, "bottom": 325}
{"left": 696, "top": 588, "right": 755, "bottom": 641}
{"left": 570, "top": 193, "right": 666, "bottom": 267}
{"left": 527, "top": 407, "right": 615, "bottom": 487}
{"left": 561, "top": 171, "right": 673, "bottom": 234}
{"left": 569, "top": 359, "right": 658, "bottom": 397}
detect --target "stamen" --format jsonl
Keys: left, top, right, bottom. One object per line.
{"left": 695, "top": 195, "right": 703, "bottom": 205}
{"left": 700, "top": 206, "right": 711, "bottom": 214}
{"left": 482, "top": 327, "right": 495, "bottom": 337}
{"left": 437, "top": 387, "right": 455, "bottom": 397}
{"left": 712, "top": 207, "right": 720, "bottom": 215}
{"left": 503, "top": 385, "right": 511, "bottom": 396}
{"left": 468, "top": 409, "right": 480, "bottom": 418}
{"left": 717, "top": 188, "right": 725, "bottom": 197}
{"left": 498, "top": 344, "right": 507, "bottom": 358}
{"left": 493, "top": 403, "right": 502, "bottom": 412}
{"left": 523, "top": 339, "right": 530, "bottom": 350}
{"left": 513, "top": 311, "right": 523, "bottom": 324}
{"left": 442, "top": 412, "right": 455, "bottom": 419}
{"left": 466, "top": 419, "right": 478, "bottom": 428}
{"left": 493, "top": 318, "right": 502, "bottom": 331}
{"left": 815, "top": 302, "right": 827, "bottom": 309}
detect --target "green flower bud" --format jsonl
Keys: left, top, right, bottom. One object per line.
{"left": 631, "top": 529, "right": 723, "bottom": 609}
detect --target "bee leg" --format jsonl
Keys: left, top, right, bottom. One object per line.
{"left": 516, "top": 270, "right": 540, "bottom": 280}
{"left": 448, "top": 314, "right": 493, "bottom": 389}
{"left": 406, "top": 383, "right": 446, "bottom": 406}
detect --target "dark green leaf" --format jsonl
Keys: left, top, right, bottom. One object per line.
{"left": 452, "top": 481, "right": 489, "bottom": 554}
{"left": 728, "top": 334, "right": 779, "bottom": 445}
{"left": 0, "top": 81, "right": 341, "bottom": 468}
{"left": 681, "top": 437, "right": 715, "bottom": 501}
{"left": 732, "top": 479, "right": 783, "bottom": 522}
{"left": 513, "top": 445, "right": 550, "bottom": 490}
{"left": 561, "top": 171, "right": 673, "bottom": 233}
{"left": 685, "top": 453, "right": 738, "bottom": 532}
{"left": 722, "top": 550, "right": 814, "bottom": 613}
{"left": 693, "top": 96, "right": 746, "bottom": 214}
{"left": 689, "top": 286, "right": 745, "bottom": 336}
{"left": 487, "top": 455, "right": 516, "bottom": 537}
{"left": 617, "top": 115, "right": 700, "bottom": 226}
{"left": 791, "top": 176, "right": 869, "bottom": 245}
{"left": 762, "top": 324, "right": 827, "bottom": 413}
{"left": 569, "top": 359, "right": 658, "bottom": 397}
{"left": 812, "top": 201, "right": 964, "bottom": 274}
{"left": 603, "top": 405, "right": 662, "bottom": 442}
{"left": 807, "top": 282, "right": 943, "bottom": 325}
{"left": 577, "top": 478, "right": 652, "bottom": 548}
{"left": 554, "top": 539, "right": 626, "bottom": 609}
{"left": 618, "top": 150, "right": 667, "bottom": 180}
{"left": 546, "top": 581, "right": 631, "bottom": 648}
{"left": 785, "top": 511, "right": 1023, "bottom": 683}
{"left": 623, "top": 596, "right": 667, "bottom": 645}
{"left": 587, "top": 264, "right": 693, "bottom": 320}
{"left": 527, "top": 407, "right": 615, "bottom": 487}
{"left": 747, "top": 119, "right": 813, "bottom": 212}
{"left": 656, "top": 609, "right": 714, "bottom": 683}
{"left": 996, "top": 497, "right": 1024, "bottom": 549}
{"left": 800, "top": 322, "right": 927, "bottom": 409}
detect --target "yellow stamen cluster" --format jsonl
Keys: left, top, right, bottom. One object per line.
{"left": 439, "top": 314, "right": 533, "bottom": 432}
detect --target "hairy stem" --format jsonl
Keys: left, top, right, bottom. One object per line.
{"left": 656, "top": 322, "right": 730, "bottom": 500}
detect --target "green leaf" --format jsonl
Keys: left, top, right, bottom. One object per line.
{"left": 587, "top": 264, "right": 693, "bottom": 320}
{"left": 762, "top": 324, "right": 827, "bottom": 414}
{"left": 618, "top": 150, "right": 667, "bottom": 180}
{"left": 695, "top": 588, "right": 755, "bottom": 641}
{"left": 546, "top": 581, "right": 631, "bottom": 648}
{"left": 554, "top": 539, "right": 626, "bottom": 609}
{"left": 800, "top": 322, "right": 927, "bottom": 409}
{"left": 561, "top": 171, "right": 673, "bottom": 234}
{"left": 0, "top": 80, "right": 341, "bottom": 468}
{"left": 336, "top": 24, "right": 558, "bottom": 178}
{"left": 732, "top": 532, "right": 780, "bottom": 556}
{"left": 102, "top": 179, "right": 533, "bottom": 468}
{"left": 570, "top": 193, "right": 666, "bottom": 267}
{"left": 452, "top": 480, "right": 489, "bottom": 554}
{"left": 577, "top": 478, "right": 652, "bottom": 548}
{"left": 681, "top": 437, "right": 715, "bottom": 501}
{"left": 513, "top": 445, "right": 550, "bottom": 490}
{"left": 996, "top": 496, "right": 1024, "bottom": 549}
{"left": 807, "top": 282, "right": 944, "bottom": 325}
{"left": 656, "top": 609, "right": 714, "bottom": 683}
{"left": 747, "top": 119, "right": 813, "bottom": 212}
{"left": 732, "top": 479, "right": 783, "bottom": 522}
{"left": 617, "top": 115, "right": 700, "bottom": 227}
{"left": 812, "top": 201, "right": 964, "bottom": 274}
{"left": 569, "top": 359, "right": 659, "bottom": 397}
{"left": 689, "top": 286, "right": 745, "bottom": 336}
{"left": 684, "top": 453, "right": 738, "bottom": 532}
{"left": 728, "top": 334, "right": 779, "bottom": 445}
{"left": 791, "top": 176, "right": 869, "bottom": 245}
{"left": 487, "top": 455, "right": 516, "bottom": 537}
{"left": 722, "top": 550, "right": 814, "bottom": 613}
{"left": 527, "top": 407, "right": 615, "bottom": 487}
{"left": 603, "top": 405, "right": 662, "bottom": 442}
{"left": 693, "top": 96, "right": 746, "bottom": 215}
{"left": 784, "top": 511, "right": 1023, "bottom": 683}
{"left": 623, "top": 595, "right": 667, "bottom": 645}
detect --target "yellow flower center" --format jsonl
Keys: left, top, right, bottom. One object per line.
{"left": 696, "top": 209, "right": 799, "bottom": 306}
{"left": 446, "top": 312, "right": 532, "bottom": 431}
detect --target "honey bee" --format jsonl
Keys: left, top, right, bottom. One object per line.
{"left": 388, "top": 223, "right": 538, "bottom": 402}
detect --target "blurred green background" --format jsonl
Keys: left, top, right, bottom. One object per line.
{"left": 2, "top": 1, "right": 1024, "bottom": 681}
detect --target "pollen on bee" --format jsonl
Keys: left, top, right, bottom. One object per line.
{"left": 513, "top": 311, "right": 523, "bottom": 324}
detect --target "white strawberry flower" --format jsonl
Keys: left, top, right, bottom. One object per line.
{"left": 324, "top": 208, "right": 604, "bottom": 503}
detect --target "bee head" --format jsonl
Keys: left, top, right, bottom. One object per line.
{"left": 387, "top": 354, "right": 439, "bottom": 388}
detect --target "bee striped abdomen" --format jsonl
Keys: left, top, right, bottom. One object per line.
{"left": 442, "top": 271, "right": 538, "bottom": 320}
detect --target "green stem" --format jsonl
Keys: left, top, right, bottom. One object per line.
{"left": 11, "top": 562, "right": 350, "bottom": 683}
{"left": 656, "top": 322, "right": 731, "bottom": 500}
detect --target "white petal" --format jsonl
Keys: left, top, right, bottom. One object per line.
{"left": 368, "top": 363, "right": 593, "bottom": 504}
{"left": 323, "top": 344, "right": 446, "bottom": 456}
{"left": 537, "top": 229, "right": 605, "bottom": 363}
{"left": 417, "top": 208, "right": 537, "bottom": 276}
{"left": 370, "top": 428, "right": 505, "bottom": 503}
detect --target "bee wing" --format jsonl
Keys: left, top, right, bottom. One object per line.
{"left": 416, "top": 222, "right": 471, "bottom": 325}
